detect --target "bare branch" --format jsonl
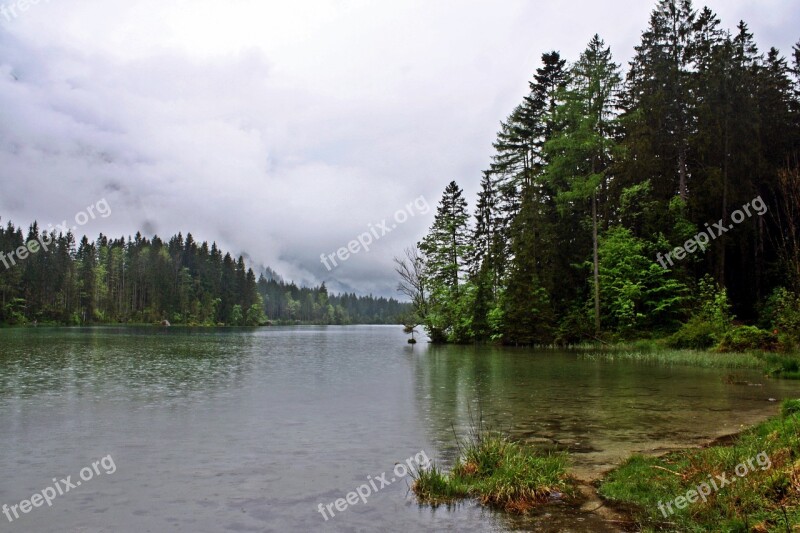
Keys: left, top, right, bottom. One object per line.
{"left": 394, "top": 246, "right": 428, "bottom": 321}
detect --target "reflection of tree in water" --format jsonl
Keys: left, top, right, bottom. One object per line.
{"left": 410, "top": 345, "right": 642, "bottom": 533}
{"left": 411, "top": 345, "right": 798, "bottom": 481}
{"left": 412, "top": 344, "right": 534, "bottom": 465}
{"left": 0, "top": 328, "right": 256, "bottom": 403}
{"left": 413, "top": 345, "right": 646, "bottom": 462}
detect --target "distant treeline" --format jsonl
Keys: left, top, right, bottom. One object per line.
{"left": 399, "top": 0, "right": 800, "bottom": 346}
{"left": 258, "top": 278, "right": 410, "bottom": 325}
{"left": 0, "top": 223, "right": 408, "bottom": 326}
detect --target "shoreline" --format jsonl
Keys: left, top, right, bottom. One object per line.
{"left": 595, "top": 399, "right": 800, "bottom": 531}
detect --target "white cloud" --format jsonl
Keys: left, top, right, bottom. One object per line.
{"left": 0, "top": 0, "right": 797, "bottom": 296}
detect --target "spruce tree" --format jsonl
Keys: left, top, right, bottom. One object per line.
{"left": 419, "top": 181, "right": 471, "bottom": 342}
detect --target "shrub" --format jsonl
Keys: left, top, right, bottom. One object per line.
{"left": 668, "top": 317, "right": 718, "bottom": 349}
{"left": 668, "top": 276, "right": 734, "bottom": 350}
{"left": 696, "top": 275, "right": 733, "bottom": 332}
{"left": 763, "top": 287, "right": 800, "bottom": 345}
{"left": 556, "top": 305, "right": 594, "bottom": 345}
{"left": 716, "top": 325, "right": 779, "bottom": 352}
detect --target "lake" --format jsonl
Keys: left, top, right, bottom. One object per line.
{"left": 1, "top": 326, "right": 798, "bottom": 532}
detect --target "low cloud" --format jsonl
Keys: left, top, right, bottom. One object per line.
{"left": 0, "top": 0, "right": 796, "bottom": 296}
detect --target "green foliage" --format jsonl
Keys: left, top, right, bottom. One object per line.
{"left": 2, "top": 298, "right": 27, "bottom": 325}
{"left": 556, "top": 304, "right": 594, "bottom": 345}
{"left": 418, "top": 181, "right": 473, "bottom": 343}
{"left": 230, "top": 305, "right": 243, "bottom": 326}
{"left": 410, "top": 463, "right": 470, "bottom": 505}
{"left": 666, "top": 196, "right": 699, "bottom": 254}
{"left": 597, "top": 227, "right": 687, "bottom": 336}
{"left": 762, "top": 287, "right": 800, "bottom": 345}
{"left": 502, "top": 276, "right": 554, "bottom": 345}
{"left": 391, "top": 0, "right": 800, "bottom": 346}
{"left": 670, "top": 275, "right": 733, "bottom": 348}
{"left": 448, "top": 281, "right": 477, "bottom": 344}
{"left": 716, "top": 325, "right": 779, "bottom": 352}
{"left": 696, "top": 275, "right": 734, "bottom": 332}
{"left": 618, "top": 180, "right": 659, "bottom": 237}
{"left": 245, "top": 302, "right": 267, "bottom": 326}
{"left": 667, "top": 317, "right": 719, "bottom": 349}
{"left": 486, "top": 300, "right": 505, "bottom": 342}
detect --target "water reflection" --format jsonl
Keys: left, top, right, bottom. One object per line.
{"left": 412, "top": 343, "right": 800, "bottom": 478}
{"left": 0, "top": 327, "right": 254, "bottom": 406}
{"left": 0, "top": 327, "right": 797, "bottom": 532}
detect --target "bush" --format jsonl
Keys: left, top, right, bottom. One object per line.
{"left": 763, "top": 287, "right": 800, "bottom": 345}
{"left": 716, "top": 325, "right": 779, "bottom": 352}
{"left": 695, "top": 275, "right": 733, "bottom": 332}
{"left": 668, "top": 276, "right": 734, "bottom": 350}
{"left": 556, "top": 305, "right": 594, "bottom": 345}
{"left": 667, "top": 317, "right": 718, "bottom": 349}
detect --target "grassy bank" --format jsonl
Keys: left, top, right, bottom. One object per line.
{"left": 412, "top": 431, "right": 575, "bottom": 513}
{"left": 575, "top": 343, "right": 800, "bottom": 378}
{"left": 598, "top": 399, "right": 800, "bottom": 532}
{"left": 578, "top": 348, "right": 766, "bottom": 369}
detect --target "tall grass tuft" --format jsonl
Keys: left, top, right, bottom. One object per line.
{"left": 412, "top": 429, "right": 574, "bottom": 514}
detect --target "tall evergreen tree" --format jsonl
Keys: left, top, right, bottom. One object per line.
{"left": 418, "top": 181, "right": 471, "bottom": 342}
{"left": 544, "top": 35, "right": 622, "bottom": 333}
{"left": 623, "top": 0, "right": 696, "bottom": 203}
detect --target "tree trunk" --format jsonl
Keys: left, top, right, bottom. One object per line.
{"left": 678, "top": 145, "right": 688, "bottom": 202}
{"left": 592, "top": 191, "right": 600, "bottom": 334}
{"left": 719, "top": 118, "right": 729, "bottom": 285}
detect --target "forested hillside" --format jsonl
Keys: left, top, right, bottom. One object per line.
{"left": 0, "top": 224, "right": 408, "bottom": 326}
{"left": 399, "top": 0, "right": 800, "bottom": 346}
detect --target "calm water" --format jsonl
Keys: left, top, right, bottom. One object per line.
{"left": 1, "top": 326, "right": 799, "bottom": 532}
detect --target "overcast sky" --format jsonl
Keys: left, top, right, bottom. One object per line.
{"left": 0, "top": 0, "right": 797, "bottom": 297}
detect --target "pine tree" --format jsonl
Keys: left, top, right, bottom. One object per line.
{"left": 502, "top": 183, "right": 555, "bottom": 345}
{"left": 418, "top": 181, "right": 471, "bottom": 342}
{"left": 624, "top": 0, "right": 696, "bottom": 203}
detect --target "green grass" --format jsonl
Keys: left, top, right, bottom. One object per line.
{"left": 577, "top": 346, "right": 800, "bottom": 378}
{"left": 598, "top": 399, "right": 800, "bottom": 532}
{"left": 412, "top": 430, "right": 575, "bottom": 513}
{"left": 763, "top": 354, "right": 800, "bottom": 380}
{"left": 578, "top": 348, "right": 766, "bottom": 369}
